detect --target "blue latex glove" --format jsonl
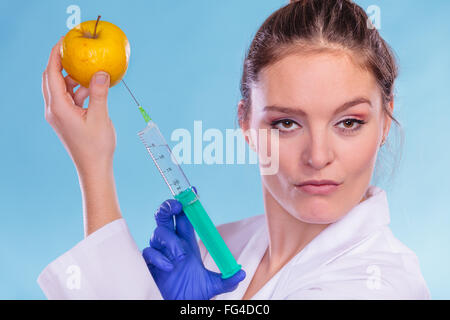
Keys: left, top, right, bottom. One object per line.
{"left": 142, "top": 187, "right": 246, "bottom": 300}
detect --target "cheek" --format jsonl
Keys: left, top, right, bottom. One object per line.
{"left": 338, "top": 131, "right": 380, "bottom": 177}
{"left": 250, "top": 123, "right": 297, "bottom": 172}
{"left": 259, "top": 133, "right": 301, "bottom": 181}
{"left": 258, "top": 133, "right": 300, "bottom": 190}
{"left": 278, "top": 138, "right": 302, "bottom": 175}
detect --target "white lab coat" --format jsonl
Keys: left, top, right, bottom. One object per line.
{"left": 37, "top": 185, "right": 430, "bottom": 299}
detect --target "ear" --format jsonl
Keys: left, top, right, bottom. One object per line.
{"left": 238, "top": 100, "right": 256, "bottom": 152}
{"left": 382, "top": 99, "right": 394, "bottom": 142}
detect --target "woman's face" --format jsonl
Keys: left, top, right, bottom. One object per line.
{"left": 240, "top": 51, "right": 392, "bottom": 224}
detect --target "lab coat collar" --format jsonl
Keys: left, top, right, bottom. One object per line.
{"left": 290, "top": 185, "right": 390, "bottom": 266}
{"left": 271, "top": 185, "right": 391, "bottom": 298}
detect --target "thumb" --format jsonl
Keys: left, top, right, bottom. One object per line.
{"left": 88, "top": 71, "right": 110, "bottom": 119}
{"left": 212, "top": 269, "right": 246, "bottom": 297}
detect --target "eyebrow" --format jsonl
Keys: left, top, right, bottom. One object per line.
{"left": 263, "top": 97, "right": 373, "bottom": 117}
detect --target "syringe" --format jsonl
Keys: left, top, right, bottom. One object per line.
{"left": 122, "top": 80, "right": 242, "bottom": 279}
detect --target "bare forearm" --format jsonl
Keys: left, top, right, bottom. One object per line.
{"left": 77, "top": 163, "right": 122, "bottom": 237}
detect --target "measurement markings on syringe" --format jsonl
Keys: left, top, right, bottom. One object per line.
{"left": 138, "top": 128, "right": 192, "bottom": 196}
{"left": 143, "top": 145, "right": 180, "bottom": 194}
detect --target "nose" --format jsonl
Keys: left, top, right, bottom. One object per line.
{"left": 301, "top": 129, "right": 334, "bottom": 170}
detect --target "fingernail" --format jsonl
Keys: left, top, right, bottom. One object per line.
{"left": 95, "top": 72, "right": 108, "bottom": 84}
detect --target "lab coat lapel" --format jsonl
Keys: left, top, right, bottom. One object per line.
{"left": 271, "top": 185, "right": 391, "bottom": 298}
{"left": 214, "top": 222, "right": 269, "bottom": 300}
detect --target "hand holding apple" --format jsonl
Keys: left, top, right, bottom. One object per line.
{"left": 42, "top": 37, "right": 116, "bottom": 177}
{"left": 43, "top": 16, "right": 131, "bottom": 176}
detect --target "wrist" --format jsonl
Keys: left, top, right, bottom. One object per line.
{"left": 76, "top": 160, "right": 114, "bottom": 181}
{"left": 75, "top": 161, "right": 122, "bottom": 237}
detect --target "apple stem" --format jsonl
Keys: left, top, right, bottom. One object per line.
{"left": 93, "top": 15, "right": 101, "bottom": 38}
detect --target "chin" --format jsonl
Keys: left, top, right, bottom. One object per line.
{"left": 294, "top": 202, "right": 344, "bottom": 225}
{"left": 297, "top": 214, "right": 340, "bottom": 225}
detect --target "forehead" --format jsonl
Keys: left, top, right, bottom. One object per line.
{"left": 252, "top": 51, "right": 380, "bottom": 112}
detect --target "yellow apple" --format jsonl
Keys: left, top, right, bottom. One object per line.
{"left": 61, "top": 16, "right": 130, "bottom": 88}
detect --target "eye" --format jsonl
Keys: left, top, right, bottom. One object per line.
{"left": 336, "top": 118, "right": 367, "bottom": 133}
{"left": 270, "top": 119, "right": 300, "bottom": 132}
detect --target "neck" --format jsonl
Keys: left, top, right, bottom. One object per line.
{"left": 261, "top": 185, "right": 330, "bottom": 275}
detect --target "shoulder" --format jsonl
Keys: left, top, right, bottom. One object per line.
{"left": 198, "top": 214, "right": 265, "bottom": 262}
{"left": 284, "top": 227, "right": 430, "bottom": 300}
{"left": 355, "top": 227, "right": 429, "bottom": 299}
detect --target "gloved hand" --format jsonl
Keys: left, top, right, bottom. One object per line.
{"left": 142, "top": 188, "right": 246, "bottom": 300}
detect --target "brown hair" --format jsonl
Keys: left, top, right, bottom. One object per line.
{"left": 238, "top": 0, "right": 403, "bottom": 184}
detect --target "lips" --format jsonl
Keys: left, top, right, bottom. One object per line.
{"left": 297, "top": 180, "right": 340, "bottom": 186}
{"left": 295, "top": 180, "right": 341, "bottom": 195}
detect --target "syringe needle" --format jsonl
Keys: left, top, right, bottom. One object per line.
{"left": 121, "top": 79, "right": 140, "bottom": 106}
{"left": 121, "top": 79, "right": 152, "bottom": 123}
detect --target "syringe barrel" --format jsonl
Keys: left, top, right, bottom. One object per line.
{"left": 138, "top": 121, "right": 191, "bottom": 196}
{"left": 175, "top": 187, "right": 242, "bottom": 279}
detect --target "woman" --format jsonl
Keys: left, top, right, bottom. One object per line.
{"left": 38, "top": 0, "right": 430, "bottom": 299}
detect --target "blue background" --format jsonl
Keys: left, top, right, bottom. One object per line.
{"left": 0, "top": 0, "right": 449, "bottom": 299}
